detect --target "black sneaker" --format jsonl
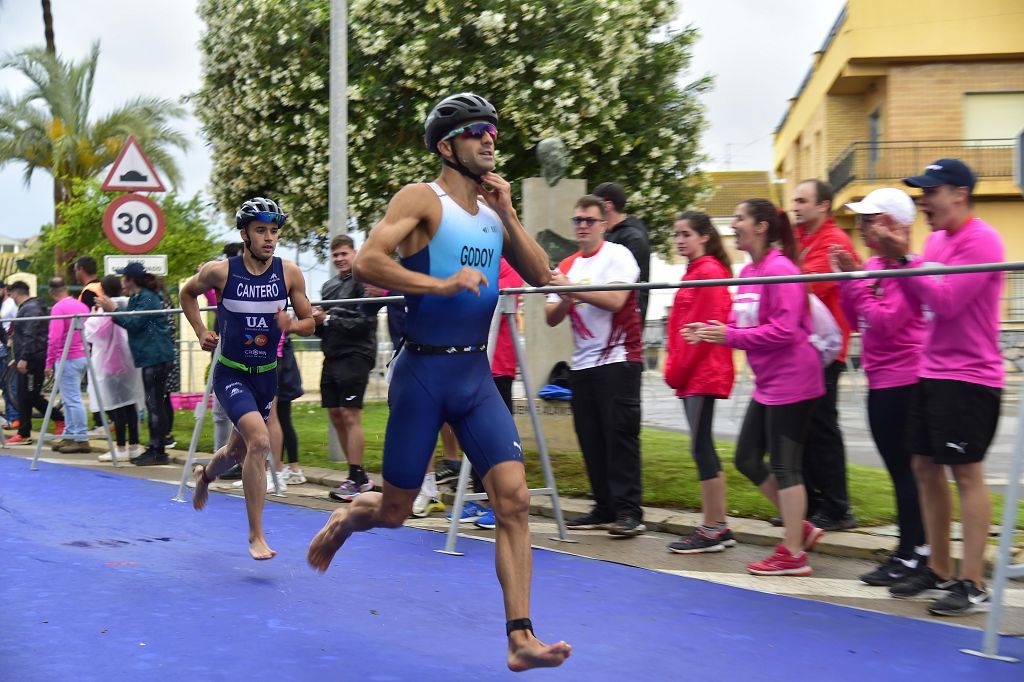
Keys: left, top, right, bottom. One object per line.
{"left": 668, "top": 528, "right": 726, "bottom": 554}
{"left": 163, "top": 436, "right": 178, "bottom": 450}
{"left": 565, "top": 512, "right": 614, "bottom": 530}
{"left": 808, "top": 511, "right": 858, "bottom": 532}
{"left": 888, "top": 567, "right": 957, "bottom": 599}
{"left": 132, "top": 449, "right": 170, "bottom": 466}
{"left": 928, "top": 579, "right": 990, "bottom": 616}
{"left": 220, "top": 463, "right": 243, "bottom": 480}
{"left": 860, "top": 554, "right": 922, "bottom": 587}
{"left": 434, "top": 459, "right": 462, "bottom": 485}
{"left": 608, "top": 516, "right": 646, "bottom": 538}
{"left": 769, "top": 516, "right": 783, "bottom": 527}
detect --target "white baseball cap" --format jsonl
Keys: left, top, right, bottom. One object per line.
{"left": 845, "top": 187, "right": 916, "bottom": 226}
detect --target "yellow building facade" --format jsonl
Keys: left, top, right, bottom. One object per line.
{"left": 772, "top": 0, "right": 1024, "bottom": 299}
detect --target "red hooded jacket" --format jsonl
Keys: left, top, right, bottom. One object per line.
{"left": 664, "top": 255, "right": 735, "bottom": 399}
{"left": 796, "top": 217, "right": 859, "bottom": 363}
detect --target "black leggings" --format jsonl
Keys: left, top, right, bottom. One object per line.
{"left": 106, "top": 404, "right": 139, "bottom": 447}
{"left": 868, "top": 384, "right": 925, "bottom": 555}
{"left": 683, "top": 396, "right": 720, "bottom": 481}
{"left": 735, "top": 398, "right": 818, "bottom": 490}
{"left": 142, "top": 361, "right": 172, "bottom": 453}
{"left": 278, "top": 399, "right": 299, "bottom": 464}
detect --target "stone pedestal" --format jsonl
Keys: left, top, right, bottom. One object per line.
{"left": 521, "top": 177, "right": 585, "bottom": 393}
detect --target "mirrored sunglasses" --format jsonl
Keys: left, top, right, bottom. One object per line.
{"left": 443, "top": 122, "right": 498, "bottom": 142}
{"left": 254, "top": 211, "right": 286, "bottom": 226}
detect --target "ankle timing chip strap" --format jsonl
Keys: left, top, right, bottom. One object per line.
{"left": 506, "top": 618, "right": 533, "bottom": 637}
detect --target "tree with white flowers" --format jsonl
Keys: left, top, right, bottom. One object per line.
{"left": 194, "top": 0, "right": 710, "bottom": 254}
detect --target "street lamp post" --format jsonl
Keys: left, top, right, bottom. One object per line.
{"left": 327, "top": 0, "right": 348, "bottom": 463}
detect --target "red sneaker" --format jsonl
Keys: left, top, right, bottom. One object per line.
{"left": 5, "top": 434, "right": 32, "bottom": 445}
{"left": 5, "top": 420, "right": 20, "bottom": 430}
{"left": 803, "top": 520, "right": 824, "bottom": 552}
{"left": 54, "top": 420, "right": 65, "bottom": 436}
{"left": 747, "top": 544, "right": 812, "bottom": 576}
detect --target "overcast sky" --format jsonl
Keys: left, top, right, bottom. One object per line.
{"left": 1, "top": 0, "right": 846, "bottom": 254}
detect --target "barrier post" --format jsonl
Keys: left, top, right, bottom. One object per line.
{"left": 961, "top": 392, "right": 1024, "bottom": 663}
{"left": 30, "top": 313, "right": 77, "bottom": 470}
{"left": 506, "top": 303, "right": 571, "bottom": 543}
{"left": 435, "top": 295, "right": 573, "bottom": 556}
{"left": 173, "top": 343, "right": 220, "bottom": 502}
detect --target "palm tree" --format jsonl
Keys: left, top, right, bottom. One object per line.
{"left": 0, "top": 42, "right": 188, "bottom": 268}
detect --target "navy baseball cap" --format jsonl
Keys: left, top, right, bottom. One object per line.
{"left": 903, "top": 158, "right": 976, "bottom": 191}
{"left": 116, "top": 262, "right": 148, "bottom": 279}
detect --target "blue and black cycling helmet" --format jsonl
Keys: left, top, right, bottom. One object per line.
{"left": 423, "top": 93, "right": 498, "bottom": 154}
{"left": 235, "top": 196, "right": 287, "bottom": 230}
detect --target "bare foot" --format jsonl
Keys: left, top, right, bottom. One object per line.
{"left": 507, "top": 634, "right": 572, "bottom": 672}
{"left": 249, "top": 535, "right": 277, "bottom": 561}
{"left": 307, "top": 508, "right": 352, "bottom": 573}
{"left": 192, "top": 465, "right": 210, "bottom": 511}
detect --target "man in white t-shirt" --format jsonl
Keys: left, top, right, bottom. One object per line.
{"left": 546, "top": 194, "right": 645, "bottom": 537}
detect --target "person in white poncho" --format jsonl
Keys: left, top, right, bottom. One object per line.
{"left": 85, "top": 275, "right": 145, "bottom": 462}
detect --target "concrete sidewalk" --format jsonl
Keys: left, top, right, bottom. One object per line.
{"left": 161, "top": 449, "right": 1021, "bottom": 568}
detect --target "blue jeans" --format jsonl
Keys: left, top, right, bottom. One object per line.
{"left": 59, "top": 356, "right": 89, "bottom": 441}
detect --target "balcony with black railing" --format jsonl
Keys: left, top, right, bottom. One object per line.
{"left": 828, "top": 139, "right": 1016, "bottom": 193}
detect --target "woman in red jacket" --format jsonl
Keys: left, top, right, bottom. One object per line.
{"left": 664, "top": 211, "right": 736, "bottom": 554}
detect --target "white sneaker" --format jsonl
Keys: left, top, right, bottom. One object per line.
{"left": 129, "top": 444, "right": 143, "bottom": 458}
{"left": 98, "top": 448, "right": 128, "bottom": 462}
{"left": 411, "top": 491, "right": 445, "bottom": 518}
{"left": 267, "top": 474, "right": 287, "bottom": 493}
{"left": 286, "top": 469, "right": 306, "bottom": 484}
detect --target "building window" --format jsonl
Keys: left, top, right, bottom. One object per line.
{"left": 963, "top": 92, "right": 1024, "bottom": 141}
{"left": 1006, "top": 272, "right": 1024, "bottom": 321}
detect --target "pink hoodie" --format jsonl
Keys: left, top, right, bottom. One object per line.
{"left": 46, "top": 296, "right": 89, "bottom": 369}
{"left": 725, "top": 249, "right": 824, "bottom": 405}
{"left": 896, "top": 217, "right": 1004, "bottom": 389}
{"left": 839, "top": 256, "right": 924, "bottom": 389}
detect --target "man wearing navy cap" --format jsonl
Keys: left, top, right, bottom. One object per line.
{"left": 874, "top": 158, "right": 1005, "bottom": 617}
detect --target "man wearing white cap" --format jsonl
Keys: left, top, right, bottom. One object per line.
{"left": 870, "top": 159, "right": 1003, "bottom": 617}
{"left": 831, "top": 188, "right": 928, "bottom": 589}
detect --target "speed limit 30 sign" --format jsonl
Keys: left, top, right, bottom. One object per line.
{"left": 102, "top": 193, "right": 166, "bottom": 254}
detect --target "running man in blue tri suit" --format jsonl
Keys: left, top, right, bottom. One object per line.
{"left": 180, "top": 197, "right": 315, "bottom": 560}
{"left": 307, "top": 93, "right": 571, "bottom": 672}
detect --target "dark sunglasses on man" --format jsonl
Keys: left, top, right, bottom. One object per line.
{"left": 571, "top": 216, "right": 604, "bottom": 227}
{"left": 253, "top": 211, "right": 287, "bottom": 226}
{"left": 443, "top": 122, "right": 498, "bottom": 142}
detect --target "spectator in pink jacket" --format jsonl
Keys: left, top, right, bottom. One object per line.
{"left": 688, "top": 199, "right": 825, "bottom": 577}
{"left": 832, "top": 188, "right": 927, "bottom": 588}
{"left": 45, "top": 277, "right": 91, "bottom": 453}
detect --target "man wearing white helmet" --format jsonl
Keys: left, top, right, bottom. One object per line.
{"left": 831, "top": 188, "right": 928, "bottom": 588}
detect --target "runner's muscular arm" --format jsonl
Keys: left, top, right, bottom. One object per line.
{"left": 354, "top": 184, "right": 488, "bottom": 296}
{"left": 180, "top": 261, "right": 228, "bottom": 351}
{"left": 282, "top": 261, "right": 315, "bottom": 336}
